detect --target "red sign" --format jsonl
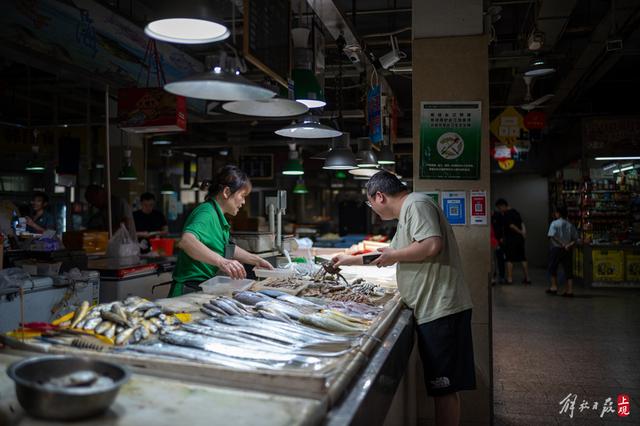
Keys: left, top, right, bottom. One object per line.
{"left": 524, "top": 111, "right": 546, "bottom": 129}
{"left": 470, "top": 190, "right": 487, "bottom": 225}
{"left": 117, "top": 88, "right": 187, "bottom": 133}
{"left": 617, "top": 394, "right": 631, "bottom": 417}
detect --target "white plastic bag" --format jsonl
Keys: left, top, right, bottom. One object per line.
{"left": 107, "top": 224, "right": 140, "bottom": 258}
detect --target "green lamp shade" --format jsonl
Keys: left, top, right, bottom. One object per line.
{"left": 282, "top": 158, "right": 304, "bottom": 175}
{"left": 293, "top": 180, "right": 309, "bottom": 194}
{"left": 25, "top": 161, "right": 45, "bottom": 172}
{"left": 293, "top": 69, "right": 326, "bottom": 108}
{"left": 161, "top": 182, "right": 175, "bottom": 195}
{"left": 335, "top": 171, "right": 348, "bottom": 179}
{"left": 117, "top": 164, "right": 138, "bottom": 181}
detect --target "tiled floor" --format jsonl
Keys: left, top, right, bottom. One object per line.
{"left": 492, "top": 268, "right": 640, "bottom": 425}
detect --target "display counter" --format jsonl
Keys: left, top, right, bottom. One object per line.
{"left": 574, "top": 244, "right": 640, "bottom": 288}
{"left": 0, "top": 262, "right": 414, "bottom": 425}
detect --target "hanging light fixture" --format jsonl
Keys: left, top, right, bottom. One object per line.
{"left": 293, "top": 178, "right": 309, "bottom": 194}
{"left": 151, "top": 136, "right": 172, "bottom": 146}
{"left": 323, "top": 133, "right": 357, "bottom": 170}
{"left": 118, "top": 148, "right": 138, "bottom": 181}
{"left": 524, "top": 57, "right": 556, "bottom": 77}
{"left": 165, "top": 53, "right": 276, "bottom": 101}
{"left": 349, "top": 168, "right": 381, "bottom": 179}
{"left": 275, "top": 115, "right": 342, "bottom": 139}
{"left": 222, "top": 98, "right": 308, "bottom": 117}
{"left": 144, "top": 2, "right": 229, "bottom": 44}
{"left": 377, "top": 137, "right": 396, "bottom": 165}
{"left": 161, "top": 181, "right": 176, "bottom": 195}
{"left": 293, "top": 69, "right": 326, "bottom": 109}
{"left": 283, "top": 144, "right": 304, "bottom": 176}
{"left": 356, "top": 137, "right": 379, "bottom": 168}
{"left": 25, "top": 146, "right": 45, "bottom": 172}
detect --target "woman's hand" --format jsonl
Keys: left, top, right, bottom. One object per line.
{"left": 217, "top": 258, "right": 247, "bottom": 279}
{"left": 254, "top": 257, "right": 274, "bottom": 270}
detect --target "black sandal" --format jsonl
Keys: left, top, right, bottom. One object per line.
{"left": 561, "top": 292, "right": 574, "bottom": 297}
{"left": 523, "top": 279, "right": 532, "bottom": 285}
{"left": 545, "top": 288, "right": 558, "bottom": 295}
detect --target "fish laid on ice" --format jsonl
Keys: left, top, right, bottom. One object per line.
{"left": 101, "top": 311, "right": 132, "bottom": 328}
{"left": 233, "top": 291, "right": 271, "bottom": 306}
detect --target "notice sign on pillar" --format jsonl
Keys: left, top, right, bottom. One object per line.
{"left": 419, "top": 101, "right": 481, "bottom": 180}
{"left": 442, "top": 191, "right": 466, "bottom": 225}
{"left": 470, "top": 190, "right": 487, "bottom": 225}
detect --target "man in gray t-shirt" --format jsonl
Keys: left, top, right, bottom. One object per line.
{"left": 333, "top": 171, "right": 475, "bottom": 426}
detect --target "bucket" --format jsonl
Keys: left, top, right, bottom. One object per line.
{"left": 150, "top": 238, "right": 174, "bottom": 256}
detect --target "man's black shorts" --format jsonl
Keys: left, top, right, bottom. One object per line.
{"left": 416, "top": 309, "right": 476, "bottom": 397}
{"left": 548, "top": 247, "right": 573, "bottom": 279}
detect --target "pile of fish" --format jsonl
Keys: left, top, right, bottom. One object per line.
{"left": 61, "top": 297, "right": 180, "bottom": 345}
{"left": 256, "top": 277, "right": 308, "bottom": 292}
{"left": 127, "top": 313, "right": 358, "bottom": 372}
{"left": 326, "top": 301, "right": 383, "bottom": 321}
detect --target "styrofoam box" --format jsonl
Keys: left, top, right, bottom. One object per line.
{"left": 253, "top": 268, "right": 295, "bottom": 279}
{"left": 200, "top": 276, "right": 255, "bottom": 296}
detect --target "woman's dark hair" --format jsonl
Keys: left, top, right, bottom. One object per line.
{"left": 365, "top": 171, "right": 407, "bottom": 197}
{"left": 208, "top": 165, "right": 251, "bottom": 198}
{"left": 33, "top": 191, "right": 49, "bottom": 205}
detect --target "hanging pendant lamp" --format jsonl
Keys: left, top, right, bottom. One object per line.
{"left": 283, "top": 148, "right": 304, "bottom": 176}
{"left": 293, "top": 69, "right": 326, "bottom": 109}
{"left": 165, "top": 53, "right": 276, "bottom": 101}
{"left": 293, "top": 178, "right": 309, "bottom": 194}
{"left": 355, "top": 137, "right": 379, "bottom": 168}
{"left": 323, "top": 133, "right": 357, "bottom": 170}
{"left": 275, "top": 115, "right": 342, "bottom": 139}
{"left": 222, "top": 98, "right": 308, "bottom": 117}
{"left": 144, "top": 1, "right": 229, "bottom": 44}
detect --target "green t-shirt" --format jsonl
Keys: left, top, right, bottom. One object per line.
{"left": 170, "top": 200, "right": 230, "bottom": 297}
{"left": 390, "top": 192, "right": 473, "bottom": 324}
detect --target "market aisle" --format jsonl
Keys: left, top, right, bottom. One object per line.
{"left": 492, "top": 268, "right": 640, "bottom": 425}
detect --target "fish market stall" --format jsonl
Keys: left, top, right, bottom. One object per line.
{"left": 0, "top": 258, "right": 413, "bottom": 424}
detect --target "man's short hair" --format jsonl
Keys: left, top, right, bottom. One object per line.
{"left": 33, "top": 191, "right": 49, "bottom": 204}
{"left": 556, "top": 205, "right": 568, "bottom": 218}
{"left": 495, "top": 198, "right": 508, "bottom": 207}
{"left": 140, "top": 192, "right": 156, "bottom": 202}
{"left": 365, "top": 171, "right": 407, "bottom": 197}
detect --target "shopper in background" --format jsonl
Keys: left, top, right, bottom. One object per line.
{"left": 26, "top": 191, "right": 56, "bottom": 234}
{"left": 134, "top": 192, "right": 168, "bottom": 238}
{"left": 495, "top": 199, "right": 531, "bottom": 285}
{"left": 333, "top": 171, "right": 475, "bottom": 426}
{"left": 491, "top": 206, "right": 506, "bottom": 284}
{"left": 85, "top": 185, "right": 136, "bottom": 237}
{"left": 546, "top": 205, "right": 579, "bottom": 297}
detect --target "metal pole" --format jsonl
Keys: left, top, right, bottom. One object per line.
{"left": 104, "top": 85, "right": 113, "bottom": 237}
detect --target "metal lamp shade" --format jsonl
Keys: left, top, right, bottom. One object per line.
{"left": 293, "top": 178, "right": 309, "bottom": 194}
{"left": 349, "top": 168, "right": 381, "bottom": 178}
{"left": 524, "top": 58, "right": 555, "bottom": 77}
{"left": 222, "top": 99, "right": 308, "bottom": 117}
{"left": 283, "top": 159, "right": 304, "bottom": 175}
{"left": 165, "top": 71, "right": 276, "bottom": 101}
{"left": 117, "top": 164, "right": 137, "bottom": 181}
{"left": 357, "top": 149, "right": 379, "bottom": 168}
{"left": 275, "top": 116, "right": 342, "bottom": 139}
{"left": 377, "top": 145, "right": 396, "bottom": 164}
{"left": 292, "top": 69, "right": 326, "bottom": 108}
{"left": 323, "top": 147, "right": 357, "bottom": 170}
{"left": 160, "top": 182, "right": 175, "bottom": 195}
{"left": 144, "top": 2, "right": 229, "bottom": 44}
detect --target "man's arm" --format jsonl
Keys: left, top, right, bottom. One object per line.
{"left": 372, "top": 236, "right": 443, "bottom": 267}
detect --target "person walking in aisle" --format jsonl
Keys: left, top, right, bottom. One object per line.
{"left": 495, "top": 199, "right": 531, "bottom": 284}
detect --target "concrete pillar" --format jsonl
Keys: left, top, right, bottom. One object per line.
{"left": 411, "top": 1, "right": 491, "bottom": 424}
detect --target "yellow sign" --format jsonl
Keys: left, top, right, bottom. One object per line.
{"left": 498, "top": 159, "right": 515, "bottom": 171}
{"left": 626, "top": 253, "right": 640, "bottom": 281}
{"left": 592, "top": 249, "right": 624, "bottom": 281}
{"left": 574, "top": 249, "right": 583, "bottom": 278}
{"left": 490, "top": 106, "right": 525, "bottom": 147}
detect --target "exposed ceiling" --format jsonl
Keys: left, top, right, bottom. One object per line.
{"left": 1, "top": 0, "right": 639, "bottom": 163}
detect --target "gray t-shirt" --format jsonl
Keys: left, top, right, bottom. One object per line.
{"left": 390, "top": 192, "right": 473, "bottom": 324}
{"left": 548, "top": 218, "right": 578, "bottom": 248}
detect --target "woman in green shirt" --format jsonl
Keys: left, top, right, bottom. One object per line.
{"left": 170, "top": 165, "right": 273, "bottom": 297}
